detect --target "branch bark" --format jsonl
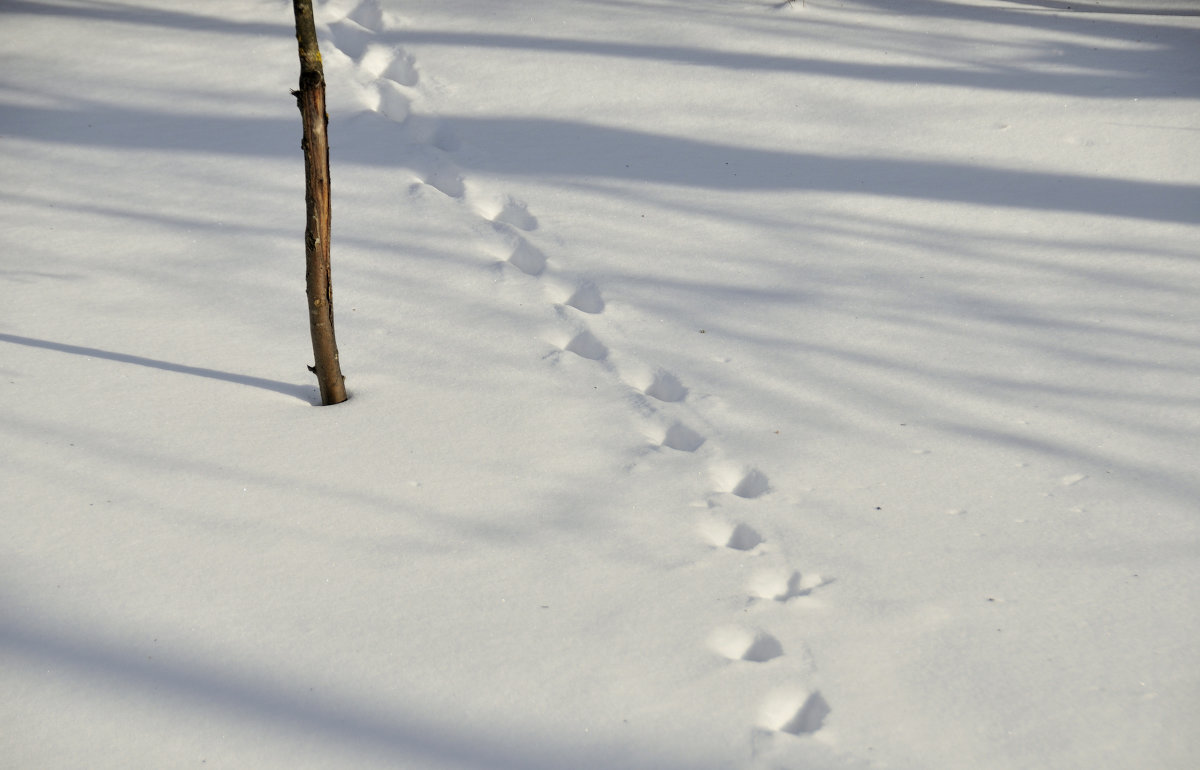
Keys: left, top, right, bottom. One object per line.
{"left": 292, "top": 0, "right": 347, "bottom": 405}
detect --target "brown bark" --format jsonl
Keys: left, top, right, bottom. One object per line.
{"left": 292, "top": 0, "right": 347, "bottom": 405}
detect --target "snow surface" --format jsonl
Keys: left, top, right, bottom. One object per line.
{"left": 3, "top": 0, "right": 1199, "bottom": 768}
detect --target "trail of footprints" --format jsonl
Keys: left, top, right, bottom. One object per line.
{"left": 325, "top": 0, "right": 831, "bottom": 743}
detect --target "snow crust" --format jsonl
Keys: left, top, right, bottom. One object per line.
{"left": 2, "top": 1, "right": 1198, "bottom": 768}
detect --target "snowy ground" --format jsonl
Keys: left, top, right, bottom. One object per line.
{"left": 3, "top": 1, "right": 1199, "bottom": 768}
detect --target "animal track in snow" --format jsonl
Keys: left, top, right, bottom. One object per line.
{"left": 732, "top": 468, "right": 770, "bottom": 499}
{"left": 370, "top": 79, "right": 410, "bottom": 122}
{"left": 357, "top": 46, "right": 417, "bottom": 122}
{"left": 335, "top": 0, "right": 388, "bottom": 30}
{"left": 359, "top": 43, "right": 418, "bottom": 86}
{"left": 712, "top": 464, "right": 772, "bottom": 500}
{"left": 662, "top": 422, "right": 705, "bottom": 452}
{"left": 324, "top": 7, "right": 424, "bottom": 128}
{"left": 326, "top": 1, "right": 473, "bottom": 206}
{"left": 483, "top": 196, "right": 539, "bottom": 231}
{"left": 565, "top": 331, "right": 608, "bottom": 361}
{"left": 699, "top": 518, "right": 764, "bottom": 551}
{"left": 709, "top": 626, "right": 784, "bottom": 663}
{"left": 758, "top": 689, "right": 831, "bottom": 735}
{"left": 564, "top": 281, "right": 604, "bottom": 314}
{"left": 344, "top": 4, "right": 832, "bottom": 743}
{"left": 645, "top": 369, "right": 688, "bottom": 403}
{"left": 328, "top": 17, "right": 374, "bottom": 60}
{"left": 726, "top": 522, "right": 764, "bottom": 550}
{"left": 505, "top": 234, "right": 548, "bottom": 276}
{"left": 421, "top": 164, "right": 466, "bottom": 198}
{"left": 747, "top": 568, "right": 826, "bottom": 602}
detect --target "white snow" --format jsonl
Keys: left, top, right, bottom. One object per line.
{"left": 3, "top": 1, "right": 1199, "bottom": 768}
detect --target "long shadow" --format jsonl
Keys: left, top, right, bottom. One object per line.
{"left": 400, "top": 116, "right": 1200, "bottom": 225}
{"left": 385, "top": 26, "right": 1196, "bottom": 99}
{"left": 4, "top": 100, "right": 1197, "bottom": 224}
{"left": 1, "top": 0, "right": 289, "bottom": 36}
{"left": 991, "top": 0, "right": 1199, "bottom": 16}
{"left": 6, "top": 0, "right": 1193, "bottom": 84}
{"left": 0, "top": 333, "right": 316, "bottom": 404}
{"left": 0, "top": 102, "right": 289, "bottom": 159}
{"left": 0, "top": 618, "right": 699, "bottom": 770}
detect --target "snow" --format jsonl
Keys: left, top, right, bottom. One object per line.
{"left": 2, "top": 0, "right": 1198, "bottom": 768}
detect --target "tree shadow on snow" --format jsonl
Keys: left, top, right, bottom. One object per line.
{"left": 4, "top": 99, "right": 1195, "bottom": 225}
{"left": 395, "top": 116, "right": 1200, "bottom": 225}
{"left": 0, "top": 617, "right": 705, "bottom": 770}
{"left": 0, "top": 0, "right": 289, "bottom": 36}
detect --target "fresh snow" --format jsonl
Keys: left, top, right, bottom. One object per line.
{"left": 2, "top": 1, "right": 1199, "bottom": 768}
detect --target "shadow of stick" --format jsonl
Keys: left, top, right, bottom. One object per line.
{"left": 0, "top": 333, "right": 317, "bottom": 404}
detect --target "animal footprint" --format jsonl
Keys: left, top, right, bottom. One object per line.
{"left": 645, "top": 370, "right": 687, "bottom": 402}
{"left": 506, "top": 235, "right": 548, "bottom": 276}
{"left": 422, "top": 165, "right": 465, "bottom": 198}
{"left": 488, "top": 197, "right": 538, "bottom": 231}
{"left": 565, "top": 281, "right": 604, "bottom": 314}
{"left": 371, "top": 80, "right": 410, "bottom": 122}
{"left": 758, "top": 689, "right": 831, "bottom": 735}
{"left": 662, "top": 422, "right": 705, "bottom": 452}
{"left": 699, "top": 519, "right": 764, "bottom": 551}
{"left": 359, "top": 43, "right": 418, "bottom": 86}
{"left": 328, "top": 18, "right": 373, "bottom": 60}
{"left": 709, "top": 626, "right": 783, "bottom": 663}
{"left": 342, "top": 0, "right": 386, "bottom": 30}
{"left": 732, "top": 469, "right": 770, "bottom": 499}
{"left": 565, "top": 331, "right": 608, "bottom": 361}
{"left": 726, "top": 522, "right": 764, "bottom": 550}
{"left": 747, "top": 568, "right": 825, "bottom": 602}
